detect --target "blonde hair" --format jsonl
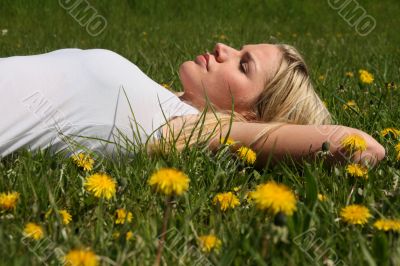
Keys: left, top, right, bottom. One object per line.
{"left": 152, "top": 44, "right": 332, "bottom": 153}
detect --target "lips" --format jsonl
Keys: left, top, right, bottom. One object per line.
{"left": 195, "top": 53, "right": 209, "bottom": 71}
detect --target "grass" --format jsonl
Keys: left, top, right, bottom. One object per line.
{"left": 1, "top": 0, "right": 400, "bottom": 265}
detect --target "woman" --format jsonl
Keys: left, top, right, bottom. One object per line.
{"left": 0, "top": 43, "right": 385, "bottom": 167}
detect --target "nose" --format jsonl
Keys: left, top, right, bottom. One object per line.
{"left": 213, "top": 43, "right": 237, "bottom": 63}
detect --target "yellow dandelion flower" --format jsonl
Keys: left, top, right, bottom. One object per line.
{"left": 395, "top": 143, "right": 400, "bottom": 161}
{"left": 380, "top": 128, "right": 400, "bottom": 139}
{"left": 84, "top": 173, "right": 116, "bottom": 200}
{"left": 395, "top": 143, "right": 400, "bottom": 153}
{"left": 72, "top": 153, "right": 94, "bottom": 171}
{"left": 346, "top": 163, "right": 368, "bottom": 179}
{"left": 318, "top": 193, "right": 327, "bottom": 202}
{"left": 318, "top": 75, "right": 325, "bottom": 81}
{"left": 358, "top": 69, "right": 374, "bottom": 84}
{"left": 115, "top": 208, "right": 133, "bottom": 224}
{"left": 59, "top": 209, "right": 72, "bottom": 225}
{"left": 212, "top": 192, "right": 240, "bottom": 211}
{"left": 126, "top": 231, "right": 134, "bottom": 241}
{"left": 373, "top": 219, "right": 400, "bottom": 232}
{"left": 148, "top": 168, "right": 190, "bottom": 196}
{"left": 198, "top": 235, "right": 222, "bottom": 253}
{"left": 345, "top": 71, "right": 354, "bottom": 78}
{"left": 340, "top": 204, "right": 371, "bottom": 225}
{"left": 220, "top": 137, "right": 235, "bottom": 146}
{"left": 249, "top": 181, "right": 297, "bottom": 216}
{"left": 342, "top": 100, "right": 358, "bottom": 110}
{"left": 340, "top": 134, "right": 367, "bottom": 153}
{"left": 0, "top": 191, "right": 19, "bottom": 210}
{"left": 237, "top": 146, "right": 257, "bottom": 165}
{"left": 23, "top": 223, "right": 44, "bottom": 240}
{"left": 63, "top": 249, "right": 98, "bottom": 266}
{"left": 322, "top": 101, "right": 328, "bottom": 107}
{"left": 161, "top": 83, "right": 171, "bottom": 90}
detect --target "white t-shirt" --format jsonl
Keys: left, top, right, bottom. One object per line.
{"left": 0, "top": 49, "right": 199, "bottom": 157}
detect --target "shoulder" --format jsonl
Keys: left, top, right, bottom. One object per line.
{"left": 75, "top": 49, "right": 130, "bottom": 63}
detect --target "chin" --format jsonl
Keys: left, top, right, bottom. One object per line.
{"left": 179, "top": 61, "right": 200, "bottom": 94}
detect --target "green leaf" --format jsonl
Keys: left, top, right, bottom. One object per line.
{"left": 372, "top": 232, "right": 389, "bottom": 266}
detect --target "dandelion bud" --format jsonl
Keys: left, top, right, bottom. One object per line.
{"left": 321, "top": 141, "right": 330, "bottom": 152}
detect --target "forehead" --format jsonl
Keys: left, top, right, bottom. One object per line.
{"left": 242, "top": 44, "right": 283, "bottom": 82}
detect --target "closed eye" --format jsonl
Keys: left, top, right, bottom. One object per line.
{"left": 240, "top": 60, "right": 248, "bottom": 74}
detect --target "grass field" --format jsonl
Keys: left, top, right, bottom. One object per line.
{"left": 1, "top": 0, "right": 400, "bottom": 265}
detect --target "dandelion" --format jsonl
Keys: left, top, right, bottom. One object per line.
{"left": 373, "top": 218, "right": 400, "bottom": 232}
{"left": 115, "top": 208, "right": 133, "bottom": 224}
{"left": 63, "top": 249, "right": 98, "bottom": 266}
{"left": 126, "top": 231, "right": 134, "bottom": 241}
{"left": 84, "top": 173, "right": 116, "bottom": 200}
{"left": 340, "top": 204, "right": 371, "bottom": 225}
{"left": 395, "top": 142, "right": 400, "bottom": 161}
{"left": 318, "top": 194, "right": 327, "bottom": 202}
{"left": 342, "top": 100, "right": 358, "bottom": 110}
{"left": 358, "top": 69, "right": 374, "bottom": 84}
{"left": 249, "top": 181, "right": 297, "bottom": 216}
{"left": 23, "top": 223, "right": 44, "bottom": 240}
{"left": 0, "top": 191, "right": 19, "bottom": 210}
{"left": 345, "top": 71, "right": 354, "bottom": 78}
{"left": 220, "top": 137, "right": 235, "bottom": 146}
{"left": 346, "top": 163, "right": 368, "bottom": 179}
{"left": 237, "top": 146, "right": 257, "bottom": 165}
{"left": 212, "top": 192, "right": 240, "bottom": 211}
{"left": 151, "top": 168, "right": 190, "bottom": 266}
{"left": 72, "top": 153, "right": 94, "bottom": 171}
{"left": 318, "top": 75, "right": 325, "bottom": 81}
{"left": 161, "top": 83, "right": 171, "bottom": 90}
{"left": 380, "top": 128, "right": 400, "bottom": 139}
{"left": 148, "top": 168, "right": 190, "bottom": 196}
{"left": 395, "top": 142, "right": 400, "bottom": 153}
{"left": 340, "top": 134, "right": 367, "bottom": 153}
{"left": 198, "top": 235, "right": 222, "bottom": 253}
{"left": 59, "top": 209, "right": 72, "bottom": 225}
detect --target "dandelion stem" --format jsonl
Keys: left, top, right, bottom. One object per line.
{"left": 346, "top": 184, "right": 356, "bottom": 205}
{"left": 154, "top": 196, "right": 172, "bottom": 266}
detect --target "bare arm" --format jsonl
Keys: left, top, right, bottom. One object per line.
{"left": 210, "top": 122, "right": 386, "bottom": 167}
{"left": 162, "top": 116, "right": 386, "bottom": 167}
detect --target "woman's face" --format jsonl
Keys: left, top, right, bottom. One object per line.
{"left": 179, "top": 43, "right": 283, "bottom": 118}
